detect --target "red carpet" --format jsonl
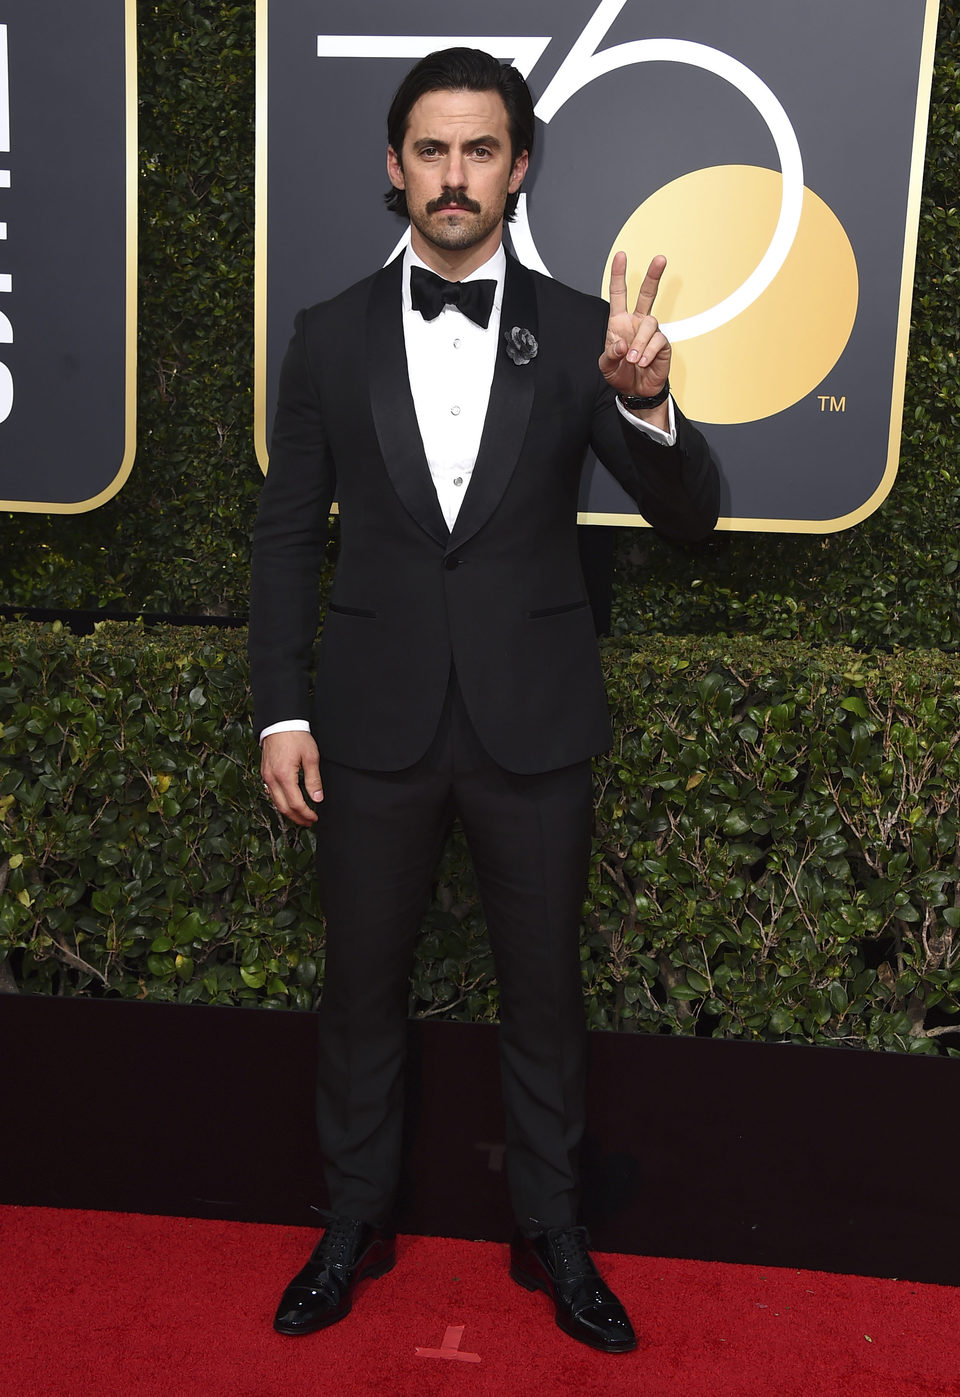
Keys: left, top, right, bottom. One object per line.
{"left": 3, "top": 1206, "right": 959, "bottom": 1396}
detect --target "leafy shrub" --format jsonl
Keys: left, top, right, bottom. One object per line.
{"left": 3, "top": 623, "right": 960, "bottom": 1056}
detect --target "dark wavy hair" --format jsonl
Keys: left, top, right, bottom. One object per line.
{"left": 384, "top": 48, "right": 535, "bottom": 224}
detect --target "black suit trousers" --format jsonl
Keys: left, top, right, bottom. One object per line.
{"left": 313, "top": 673, "right": 593, "bottom": 1230}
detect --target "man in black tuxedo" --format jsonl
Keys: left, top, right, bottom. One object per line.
{"left": 249, "top": 47, "right": 719, "bottom": 1353}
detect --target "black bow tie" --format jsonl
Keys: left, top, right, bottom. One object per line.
{"left": 410, "top": 265, "right": 497, "bottom": 328}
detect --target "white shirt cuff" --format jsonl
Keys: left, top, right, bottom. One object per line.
{"left": 616, "top": 392, "right": 677, "bottom": 447}
{"left": 259, "top": 718, "right": 312, "bottom": 744}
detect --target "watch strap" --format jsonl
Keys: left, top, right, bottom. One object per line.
{"left": 617, "top": 378, "right": 670, "bottom": 411}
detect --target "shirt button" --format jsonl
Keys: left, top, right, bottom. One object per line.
{"left": 450, "top": 405, "right": 461, "bottom": 416}
{"left": 453, "top": 338, "right": 461, "bottom": 349}
{"left": 453, "top": 476, "right": 463, "bottom": 486}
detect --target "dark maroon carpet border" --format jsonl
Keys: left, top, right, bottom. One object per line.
{"left": 4, "top": 996, "right": 960, "bottom": 1285}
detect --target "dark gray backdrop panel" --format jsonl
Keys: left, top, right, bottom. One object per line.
{"left": 0, "top": 1, "right": 132, "bottom": 511}
{"left": 259, "top": 0, "right": 933, "bottom": 529}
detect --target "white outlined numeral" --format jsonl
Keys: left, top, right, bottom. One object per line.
{"left": 316, "top": 1, "right": 803, "bottom": 343}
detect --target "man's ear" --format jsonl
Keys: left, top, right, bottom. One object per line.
{"left": 508, "top": 149, "right": 529, "bottom": 194}
{"left": 386, "top": 146, "right": 405, "bottom": 190}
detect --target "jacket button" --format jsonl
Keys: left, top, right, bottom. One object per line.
{"left": 444, "top": 556, "right": 460, "bottom": 570}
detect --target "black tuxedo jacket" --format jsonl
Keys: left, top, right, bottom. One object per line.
{"left": 249, "top": 253, "right": 720, "bottom": 774}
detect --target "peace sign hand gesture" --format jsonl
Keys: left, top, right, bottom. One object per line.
{"left": 599, "top": 252, "right": 672, "bottom": 418}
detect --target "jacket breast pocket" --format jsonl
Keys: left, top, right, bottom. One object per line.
{"left": 327, "top": 602, "right": 378, "bottom": 619}
{"left": 525, "top": 600, "right": 590, "bottom": 620}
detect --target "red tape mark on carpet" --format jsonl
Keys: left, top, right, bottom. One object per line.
{"left": 415, "top": 1324, "right": 481, "bottom": 1363}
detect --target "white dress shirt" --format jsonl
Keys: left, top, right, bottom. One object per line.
{"left": 404, "top": 244, "right": 503, "bottom": 531}
{"left": 260, "top": 242, "right": 676, "bottom": 740}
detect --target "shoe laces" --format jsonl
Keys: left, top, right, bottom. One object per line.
{"left": 313, "top": 1212, "right": 365, "bottom": 1270}
{"left": 542, "top": 1224, "right": 594, "bottom": 1279}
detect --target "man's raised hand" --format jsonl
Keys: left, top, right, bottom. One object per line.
{"left": 599, "top": 252, "right": 672, "bottom": 410}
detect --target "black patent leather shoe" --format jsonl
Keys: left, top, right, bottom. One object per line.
{"left": 273, "top": 1215, "right": 396, "bottom": 1335}
{"left": 510, "top": 1225, "right": 637, "bottom": 1353}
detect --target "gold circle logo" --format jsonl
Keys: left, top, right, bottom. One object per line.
{"left": 602, "top": 165, "right": 859, "bottom": 424}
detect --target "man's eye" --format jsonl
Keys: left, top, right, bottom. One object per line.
{"left": 473, "top": 147, "right": 490, "bottom": 158}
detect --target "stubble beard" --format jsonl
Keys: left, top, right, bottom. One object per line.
{"left": 410, "top": 199, "right": 505, "bottom": 255}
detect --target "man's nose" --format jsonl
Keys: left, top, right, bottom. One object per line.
{"left": 442, "top": 151, "right": 467, "bottom": 188}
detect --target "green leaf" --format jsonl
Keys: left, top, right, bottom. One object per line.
{"left": 839, "top": 697, "right": 869, "bottom": 718}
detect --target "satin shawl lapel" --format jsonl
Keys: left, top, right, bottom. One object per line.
{"left": 447, "top": 256, "right": 538, "bottom": 551}
{"left": 367, "top": 257, "right": 449, "bottom": 546}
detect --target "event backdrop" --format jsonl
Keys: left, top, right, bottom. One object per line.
{"left": 255, "top": 0, "right": 939, "bottom": 532}
{"left": 0, "top": 1, "right": 136, "bottom": 514}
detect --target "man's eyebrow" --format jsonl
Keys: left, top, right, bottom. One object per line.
{"left": 410, "top": 133, "right": 503, "bottom": 151}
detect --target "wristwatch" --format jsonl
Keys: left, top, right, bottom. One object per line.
{"left": 617, "top": 378, "right": 670, "bottom": 411}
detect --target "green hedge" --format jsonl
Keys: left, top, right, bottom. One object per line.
{"left": 0, "top": 2, "right": 958, "bottom": 649}
{"left": 4, "top": 621, "right": 960, "bottom": 1056}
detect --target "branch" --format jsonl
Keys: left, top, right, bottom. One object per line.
{"left": 51, "top": 934, "right": 108, "bottom": 988}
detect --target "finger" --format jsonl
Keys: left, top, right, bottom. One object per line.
{"left": 608, "top": 250, "right": 628, "bottom": 317}
{"left": 272, "top": 775, "right": 318, "bottom": 827}
{"left": 303, "top": 758, "right": 324, "bottom": 805}
{"left": 625, "top": 321, "right": 669, "bottom": 368}
{"left": 598, "top": 333, "right": 630, "bottom": 376}
{"left": 633, "top": 254, "right": 667, "bottom": 319}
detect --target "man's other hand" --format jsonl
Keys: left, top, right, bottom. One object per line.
{"left": 261, "top": 730, "right": 323, "bottom": 826}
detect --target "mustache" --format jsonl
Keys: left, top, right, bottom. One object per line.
{"left": 426, "top": 191, "right": 481, "bottom": 214}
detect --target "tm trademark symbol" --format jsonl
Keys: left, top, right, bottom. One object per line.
{"left": 818, "top": 394, "right": 846, "bottom": 412}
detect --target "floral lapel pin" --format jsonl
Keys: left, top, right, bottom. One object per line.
{"left": 503, "top": 326, "right": 538, "bottom": 366}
